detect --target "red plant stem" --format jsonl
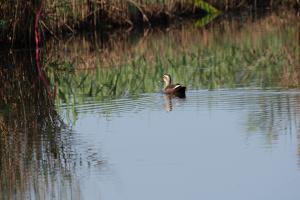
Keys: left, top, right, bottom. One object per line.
{"left": 35, "top": 0, "right": 44, "bottom": 77}
{"left": 35, "top": 0, "right": 53, "bottom": 97}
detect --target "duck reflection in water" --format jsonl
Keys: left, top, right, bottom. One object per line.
{"left": 163, "top": 94, "right": 186, "bottom": 112}
{"left": 163, "top": 94, "right": 173, "bottom": 111}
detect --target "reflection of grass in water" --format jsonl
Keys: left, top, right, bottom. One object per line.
{"left": 0, "top": 52, "right": 81, "bottom": 199}
{"left": 244, "top": 91, "right": 300, "bottom": 146}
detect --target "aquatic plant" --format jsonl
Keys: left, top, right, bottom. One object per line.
{"left": 44, "top": 11, "right": 299, "bottom": 108}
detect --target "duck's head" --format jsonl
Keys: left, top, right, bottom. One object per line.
{"left": 162, "top": 74, "right": 172, "bottom": 86}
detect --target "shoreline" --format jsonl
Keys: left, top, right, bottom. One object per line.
{"left": 0, "top": 0, "right": 298, "bottom": 48}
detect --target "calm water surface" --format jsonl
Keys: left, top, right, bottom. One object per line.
{"left": 59, "top": 89, "right": 300, "bottom": 200}
{"left": 1, "top": 10, "right": 300, "bottom": 200}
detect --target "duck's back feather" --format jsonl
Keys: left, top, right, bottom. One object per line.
{"left": 164, "top": 84, "right": 186, "bottom": 98}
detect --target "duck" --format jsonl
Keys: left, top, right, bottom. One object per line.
{"left": 162, "top": 74, "right": 186, "bottom": 98}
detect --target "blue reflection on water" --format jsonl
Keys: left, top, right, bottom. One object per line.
{"left": 59, "top": 89, "right": 300, "bottom": 200}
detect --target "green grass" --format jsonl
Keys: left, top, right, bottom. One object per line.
{"left": 45, "top": 11, "right": 299, "bottom": 108}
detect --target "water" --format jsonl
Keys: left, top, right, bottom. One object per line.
{"left": 50, "top": 89, "right": 300, "bottom": 200}
{"left": 1, "top": 10, "right": 300, "bottom": 200}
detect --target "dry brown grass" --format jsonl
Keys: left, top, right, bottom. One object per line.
{"left": 206, "top": 0, "right": 298, "bottom": 10}
{"left": 44, "top": 10, "right": 299, "bottom": 71}
{"left": 1, "top": 0, "right": 298, "bottom": 47}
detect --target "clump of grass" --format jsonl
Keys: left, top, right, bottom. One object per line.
{"left": 44, "top": 10, "right": 299, "bottom": 107}
{"left": 43, "top": 0, "right": 210, "bottom": 32}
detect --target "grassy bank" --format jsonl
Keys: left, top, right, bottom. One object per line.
{"left": 0, "top": 0, "right": 212, "bottom": 47}
{"left": 1, "top": 0, "right": 299, "bottom": 47}
{"left": 42, "top": 11, "right": 299, "bottom": 109}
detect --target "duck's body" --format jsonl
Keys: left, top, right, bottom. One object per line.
{"left": 163, "top": 74, "right": 186, "bottom": 98}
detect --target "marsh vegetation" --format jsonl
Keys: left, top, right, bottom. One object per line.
{"left": 0, "top": 0, "right": 298, "bottom": 46}
{"left": 1, "top": 1, "right": 300, "bottom": 199}
{"left": 43, "top": 11, "right": 300, "bottom": 107}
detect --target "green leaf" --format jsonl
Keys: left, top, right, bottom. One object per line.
{"left": 194, "top": 0, "right": 220, "bottom": 14}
